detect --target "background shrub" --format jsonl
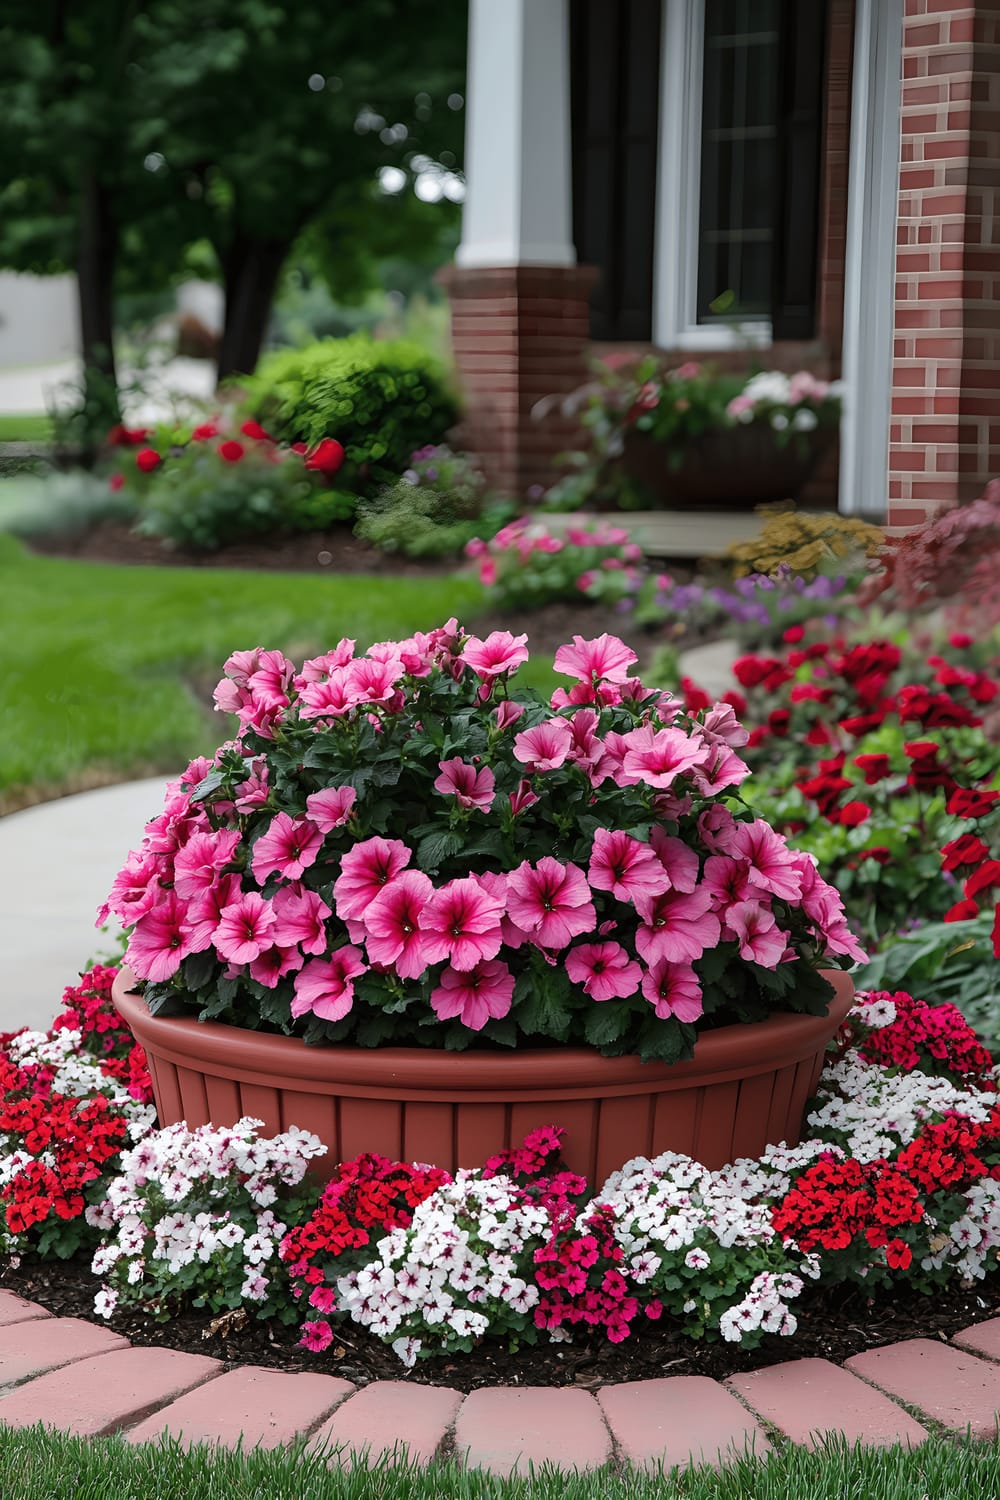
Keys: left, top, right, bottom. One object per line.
{"left": 240, "top": 336, "right": 458, "bottom": 492}
{"left": 354, "top": 444, "right": 514, "bottom": 559}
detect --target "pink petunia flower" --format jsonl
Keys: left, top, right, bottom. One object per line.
{"left": 433, "top": 758, "right": 496, "bottom": 813}
{"left": 347, "top": 655, "right": 404, "bottom": 705}
{"left": 617, "top": 725, "right": 707, "bottom": 789}
{"left": 185, "top": 873, "right": 243, "bottom": 953}
{"left": 296, "top": 639, "right": 356, "bottom": 684}
{"left": 697, "top": 805, "right": 740, "bottom": 854}
{"left": 688, "top": 743, "right": 750, "bottom": 795}
{"left": 125, "top": 893, "right": 196, "bottom": 983}
{"left": 251, "top": 812, "right": 324, "bottom": 882}
{"left": 700, "top": 702, "right": 750, "bottom": 748}
{"left": 724, "top": 901, "right": 789, "bottom": 968}
{"left": 649, "top": 828, "right": 701, "bottom": 893}
{"left": 506, "top": 858, "right": 596, "bottom": 950}
{"left": 513, "top": 718, "right": 573, "bottom": 772}
{"left": 640, "top": 960, "right": 704, "bottom": 1022}
{"left": 494, "top": 700, "right": 526, "bottom": 731}
{"left": 98, "top": 848, "right": 168, "bottom": 927}
{"left": 291, "top": 947, "right": 367, "bottom": 1022}
{"left": 364, "top": 870, "right": 434, "bottom": 979}
{"left": 461, "top": 631, "right": 529, "bottom": 679}
{"left": 305, "top": 786, "right": 356, "bottom": 833}
{"left": 553, "top": 634, "right": 638, "bottom": 684}
{"left": 430, "top": 959, "right": 515, "bottom": 1030}
{"left": 333, "top": 838, "right": 411, "bottom": 923}
{"left": 247, "top": 650, "right": 296, "bottom": 711}
{"left": 701, "top": 855, "right": 754, "bottom": 911}
{"left": 730, "top": 821, "right": 804, "bottom": 903}
{"left": 234, "top": 761, "right": 271, "bottom": 813}
{"left": 587, "top": 829, "right": 671, "bottom": 904}
{"left": 249, "top": 944, "right": 304, "bottom": 988}
{"left": 634, "top": 888, "right": 721, "bottom": 966}
{"left": 271, "top": 884, "right": 332, "bottom": 955}
{"left": 419, "top": 878, "right": 506, "bottom": 971}
{"left": 565, "top": 941, "right": 641, "bottom": 1001}
{"left": 509, "top": 779, "right": 540, "bottom": 817}
{"left": 298, "top": 666, "right": 364, "bottom": 720}
{"left": 172, "top": 829, "right": 242, "bottom": 899}
{"left": 213, "top": 892, "right": 277, "bottom": 964}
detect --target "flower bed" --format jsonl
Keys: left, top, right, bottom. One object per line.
{"left": 4, "top": 966, "right": 1000, "bottom": 1374}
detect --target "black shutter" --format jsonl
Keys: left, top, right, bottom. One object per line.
{"left": 771, "top": 0, "right": 828, "bottom": 340}
{"left": 570, "top": 0, "right": 662, "bottom": 341}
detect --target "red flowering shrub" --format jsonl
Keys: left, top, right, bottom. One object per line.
{"left": 52, "top": 964, "right": 153, "bottom": 1105}
{"left": 852, "top": 991, "right": 995, "bottom": 1082}
{"left": 772, "top": 1155, "right": 924, "bottom": 1267}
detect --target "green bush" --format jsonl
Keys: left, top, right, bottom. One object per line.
{"left": 354, "top": 444, "right": 514, "bottom": 559}
{"left": 241, "top": 336, "right": 457, "bottom": 492}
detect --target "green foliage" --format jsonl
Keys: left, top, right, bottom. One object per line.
{"left": 242, "top": 337, "right": 458, "bottom": 491}
{"left": 355, "top": 445, "right": 514, "bottom": 559}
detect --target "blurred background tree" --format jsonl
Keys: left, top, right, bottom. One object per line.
{"left": 0, "top": 0, "right": 466, "bottom": 424}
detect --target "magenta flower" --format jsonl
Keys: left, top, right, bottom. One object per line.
{"left": 617, "top": 726, "right": 707, "bottom": 789}
{"left": 506, "top": 858, "right": 596, "bottom": 950}
{"left": 125, "top": 893, "right": 196, "bottom": 983}
{"left": 697, "top": 806, "right": 740, "bottom": 854}
{"left": 700, "top": 703, "right": 750, "bottom": 748}
{"left": 305, "top": 786, "right": 356, "bottom": 833}
{"left": 461, "top": 631, "right": 529, "bottom": 679}
{"left": 333, "top": 837, "right": 411, "bottom": 923}
{"left": 271, "top": 884, "right": 332, "bottom": 955}
{"left": 634, "top": 888, "right": 720, "bottom": 966}
{"left": 297, "top": 639, "right": 356, "bottom": 683}
{"left": 185, "top": 873, "right": 243, "bottom": 952}
{"left": 364, "top": 870, "right": 434, "bottom": 978}
{"left": 513, "top": 718, "right": 573, "bottom": 772}
{"left": 247, "top": 650, "right": 295, "bottom": 711}
{"left": 234, "top": 761, "right": 270, "bottom": 813}
{"left": 701, "top": 855, "right": 754, "bottom": 911}
{"left": 689, "top": 743, "right": 750, "bottom": 795}
{"left": 509, "top": 779, "right": 539, "bottom": 817}
{"left": 565, "top": 942, "right": 641, "bottom": 1001}
{"left": 214, "top": 892, "right": 277, "bottom": 964}
{"left": 587, "top": 829, "right": 670, "bottom": 904}
{"left": 430, "top": 959, "right": 515, "bottom": 1030}
{"left": 98, "top": 848, "right": 167, "bottom": 927}
{"left": 251, "top": 812, "right": 324, "bottom": 882}
{"left": 299, "top": 666, "right": 364, "bottom": 720}
{"left": 730, "top": 821, "right": 804, "bottom": 903}
{"left": 347, "top": 655, "right": 404, "bottom": 705}
{"left": 640, "top": 960, "right": 704, "bottom": 1022}
{"left": 494, "top": 700, "right": 526, "bottom": 731}
{"left": 419, "top": 878, "right": 506, "bottom": 970}
{"left": 433, "top": 757, "right": 496, "bottom": 813}
{"left": 291, "top": 947, "right": 367, "bottom": 1022}
{"left": 172, "top": 829, "right": 242, "bottom": 899}
{"left": 300, "top": 1321, "right": 334, "bottom": 1352}
{"left": 649, "top": 828, "right": 701, "bottom": 893}
{"left": 249, "top": 945, "right": 303, "bottom": 988}
{"left": 724, "top": 901, "right": 789, "bottom": 968}
{"left": 553, "top": 634, "right": 638, "bottom": 684}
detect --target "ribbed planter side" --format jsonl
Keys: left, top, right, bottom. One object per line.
{"left": 114, "top": 969, "right": 854, "bottom": 1181}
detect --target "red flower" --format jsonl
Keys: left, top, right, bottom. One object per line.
{"left": 903, "top": 740, "right": 939, "bottom": 760}
{"left": 219, "top": 440, "right": 245, "bottom": 463}
{"left": 135, "top": 448, "right": 162, "bottom": 473}
{"left": 108, "top": 424, "right": 150, "bottom": 446}
{"left": 854, "top": 753, "right": 891, "bottom": 785}
{"left": 993, "top": 905, "right": 1000, "bottom": 960}
{"left": 240, "top": 420, "right": 274, "bottom": 442}
{"left": 840, "top": 712, "right": 888, "bottom": 736}
{"left": 940, "top": 834, "right": 990, "bottom": 872}
{"left": 839, "top": 801, "right": 871, "bottom": 827}
{"left": 947, "top": 788, "right": 1000, "bottom": 819}
{"left": 108, "top": 473, "right": 125, "bottom": 493}
{"left": 945, "top": 898, "right": 980, "bottom": 923}
{"left": 965, "top": 859, "right": 1000, "bottom": 899}
{"left": 305, "top": 438, "right": 346, "bottom": 477}
{"left": 859, "top": 847, "right": 892, "bottom": 865}
{"left": 767, "top": 709, "right": 791, "bottom": 737}
{"left": 783, "top": 624, "right": 805, "bottom": 644}
{"left": 191, "top": 421, "right": 221, "bottom": 441}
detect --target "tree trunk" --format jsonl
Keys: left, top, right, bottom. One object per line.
{"left": 216, "top": 236, "right": 290, "bottom": 386}
{"left": 76, "top": 168, "right": 120, "bottom": 429}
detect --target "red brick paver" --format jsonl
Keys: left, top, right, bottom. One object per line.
{"left": 0, "top": 1346, "right": 222, "bottom": 1436}
{"left": 126, "top": 1365, "right": 354, "bottom": 1450}
{"left": 0, "top": 1317, "right": 128, "bottom": 1387}
{"left": 0, "top": 1293, "right": 51, "bottom": 1329}
{"left": 953, "top": 1318, "right": 1000, "bottom": 1363}
{"left": 846, "top": 1338, "right": 1000, "bottom": 1439}
{"left": 311, "top": 1379, "right": 462, "bottom": 1468}
{"left": 454, "top": 1386, "right": 611, "bottom": 1476}
{"left": 727, "top": 1357, "right": 928, "bottom": 1449}
{"left": 599, "top": 1376, "right": 772, "bottom": 1471}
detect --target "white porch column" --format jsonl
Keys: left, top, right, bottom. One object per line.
{"left": 456, "top": 0, "right": 576, "bottom": 268}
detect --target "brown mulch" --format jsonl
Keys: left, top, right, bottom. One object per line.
{"left": 3, "top": 1251, "right": 996, "bottom": 1392}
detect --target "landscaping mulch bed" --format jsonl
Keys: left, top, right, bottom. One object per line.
{"left": 4, "top": 1251, "right": 997, "bottom": 1393}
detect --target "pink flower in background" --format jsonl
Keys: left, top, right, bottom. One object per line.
{"left": 125, "top": 894, "right": 195, "bottom": 983}
{"left": 553, "top": 634, "right": 638, "bottom": 685}
{"left": 251, "top": 813, "right": 323, "bottom": 882}
{"left": 430, "top": 959, "right": 515, "bottom": 1030}
{"left": 433, "top": 758, "right": 496, "bottom": 813}
{"left": 291, "top": 947, "right": 367, "bottom": 1022}
{"left": 365, "top": 870, "right": 434, "bottom": 978}
{"left": 249, "top": 945, "right": 303, "bottom": 988}
{"left": 213, "top": 892, "right": 277, "bottom": 964}
{"left": 634, "top": 888, "right": 720, "bottom": 966}
{"left": 730, "top": 821, "right": 804, "bottom": 903}
{"left": 479, "top": 558, "right": 497, "bottom": 587}
{"left": 173, "top": 829, "right": 242, "bottom": 899}
{"left": 618, "top": 725, "right": 707, "bottom": 789}
{"left": 333, "top": 838, "right": 411, "bottom": 922}
{"left": 649, "top": 829, "right": 701, "bottom": 893}
{"left": 494, "top": 700, "right": 525, "bottom": 731}
{"left": 640, "top": 960, "right": 704, "bottom": 1022}
{"left": 513, "top": 718, "right": 573, "bottom": 772}
{"left": 700, "top": 703, "right": 750, "bottom": 748}
{"left": 724, "top": 902, "right": 788, "bottom": 968}
{"left": 566, "top": 942, "right": 641, "bottom": 1001}
{"left": 587, "top": 829, "right": 670, "bottom": 904}
{"left": 419, "top": 878, "right": 506, "bottom": 970}
{"left": 727, "top": 394, "right": 755, "bottom": 420}
{"left": 506, "top": 858, "right": 596, "bottom": 950}
{"left": 508, "top": 779, "right": 540, "bottom": 817}
{"left": 272, "top": 884, "right": 332, "bottom": 955}
{"left": 461, "top": 631, "right": 529, "bottom": 679}
{"left": 305, "top": 786, "right": 356, "bottom": 833}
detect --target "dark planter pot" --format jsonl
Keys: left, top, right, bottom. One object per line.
{"left": 622, "top": 424, "right": 837, "bottom": 510}
{"left": 113, "top": 968, "right": 854, "bottom": 1183}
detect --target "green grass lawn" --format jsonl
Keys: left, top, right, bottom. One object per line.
{"left": 0, "top": 412, "right": 55, "bottom": 444}
{"left": 0, "top": 1426, "right": 998, "bottom": 1500}
{"left": 0, "top": 534, "right": 504, "bottom": 806}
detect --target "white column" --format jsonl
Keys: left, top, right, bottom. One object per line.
{"left": 456, "top": 0, "right": 576, "bottom": 268}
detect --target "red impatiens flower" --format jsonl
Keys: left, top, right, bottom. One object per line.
{"left": 944, "top": 897, "right": 980, "bottom": 923}
{"left": 965, "top": 859, "right": 1000, "bottom": 899}
{"left": 940, "top": 834, "right": 991, "bottom": 872}
{"left": 108, "top": 424, "right": 150, "bottom": 446}
{"left": 219, "top": 440, "right": 245, "bottom": 463}
{"left": 948, "top": 788, "right": 1000, "bottom": 819}
{"left": 135, "top": 447, "right": 162, "bottom": 473}
{"left": 838, "top": 801, "right": 872, "bottom": 828}
{"left": 305, "top": 438, "right": 346, "bottom": 476}
{"left": 240, "top": 419, "right": 274, "bottom": 442}
{"left": 854, "top": 753, "right": 891, "bottom": 785}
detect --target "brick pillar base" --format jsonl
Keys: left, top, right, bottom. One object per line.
{"left": 439, "top": 264, "right": 599, "bottom": 500}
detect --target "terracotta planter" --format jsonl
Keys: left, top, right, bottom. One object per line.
{"left": 114, "top": 968, "right": 854, "bottom": 1182}
{"left": 622, "top": 424, "right": 836, "bottom": 509}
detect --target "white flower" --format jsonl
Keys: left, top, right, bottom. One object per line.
{"left": 770, "top": 412, "right": 789, "bottom": 431}
{"left": 93, "top": 1288, "right": 118, "bottom": 1319}
{"left": 792, "top": 408, "right": 818, "bottom": 431}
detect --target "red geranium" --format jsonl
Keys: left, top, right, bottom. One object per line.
{"left": 305, "top": 438, "right": 346, "bottom": 477}
{"left": 135, "top": 448, "right": 162, "bottom": 473}
{"left": 219, "top": 440, "right": 245, "bottom": 463}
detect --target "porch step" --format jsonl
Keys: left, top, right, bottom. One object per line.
{"left": 530, "top": 509, "right": 832, "bottom": 560}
